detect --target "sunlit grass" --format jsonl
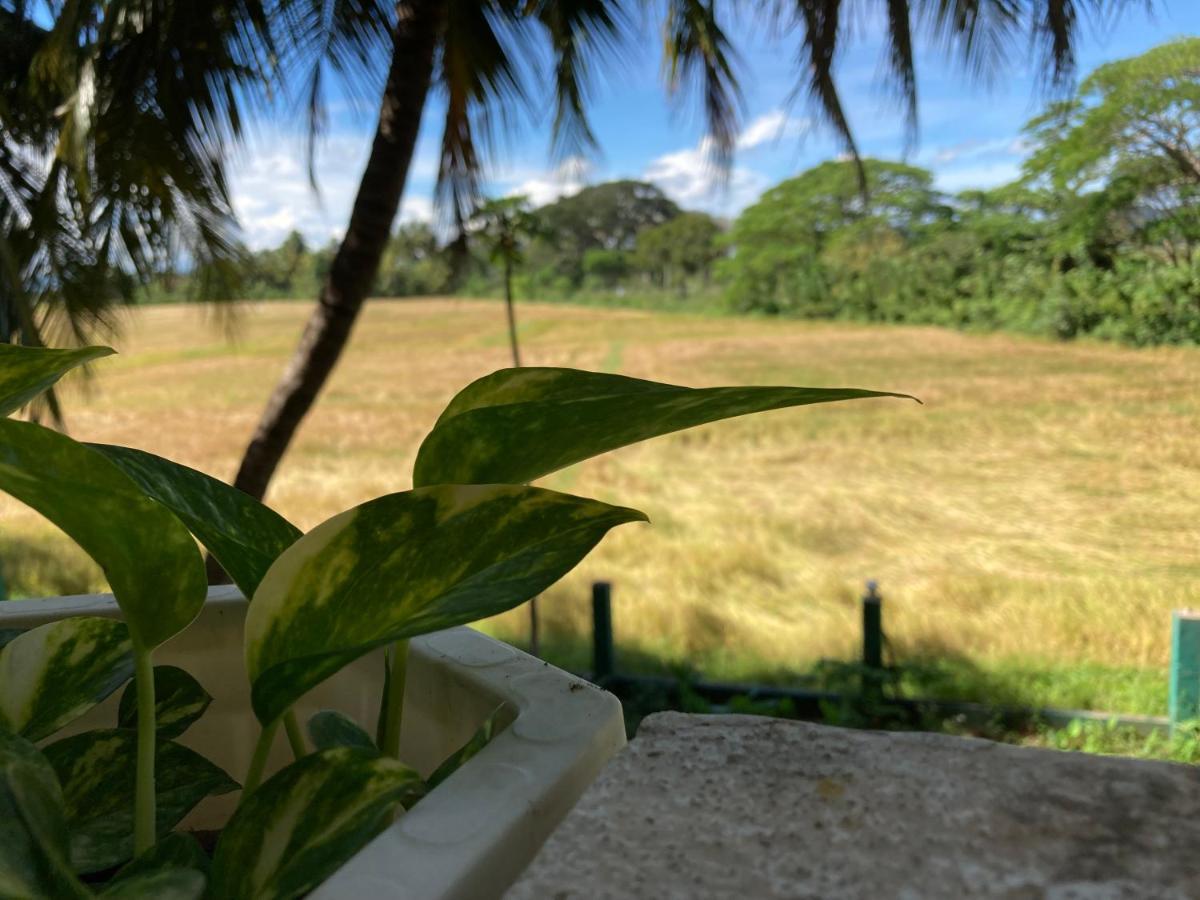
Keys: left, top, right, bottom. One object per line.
{"left": 3, "top": 298, "right": 1196, "bottom": 716}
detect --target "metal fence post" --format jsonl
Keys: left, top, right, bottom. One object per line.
{"left": 1169, "top": 610, "right": 1200, "bottom": 735}
{"left": 592, "top": 581, "right": 614, "bottom": 683}
{"left": 862, "top": 580, "right": 883, "bottom": 701}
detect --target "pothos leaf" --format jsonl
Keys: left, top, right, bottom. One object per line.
{"left": 0, "top": 421, "right": 207, "bottom": 650}
{"left": 394, "top": 704, "right": 509, "bottom": 813}
{"left": 308, "top": 711, "right": 375, "bottom": 752}
{"left": 245, "top": 484, "right": 644, "bottom": 726}
{"left": 42, "top": 729, "right": 239, "bottom": 874}
{"left": 0, "top": 343, "right": 114, "bottom": 418}
{"left": 109, "top": 831, "right": 210, "bottom": 884}
{"left": 98, "top": 868, "right": 206, "bottom": 899}
{"left": 0, "top": 617, "right": 132, "bottom": 741}
{"left": 91, "top": 445, "right": 302, "bottom": 597}
{"left": 210, "top": 749, "right": 422, "bottom": 900}
{"left": 117, "top": 666, "right": 212, "bottom": 740}
{"left": 427, "top": 704, "right": 507, "bottom": 790}
{"left": 374, "top": 649, "right": 392, "bottom": 748}
{"left": 413, "top": 367, "right": 917, "bottom": 486}
{"left": 0, "top": 729, "right": 89, "bottom": 899}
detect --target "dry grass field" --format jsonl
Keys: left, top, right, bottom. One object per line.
{"left": 5, "top": 298, "right": 1199, "bottom": 714}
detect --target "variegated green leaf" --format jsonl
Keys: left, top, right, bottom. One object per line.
{"left": 374, "top": 649, "right": 392, "bottom": 747}
{"left": 427, "top": 704, "right": 507, "bottom": 790}
{"left": 0, "top": 421, "right": 207, "bottom": 650}
{"left": 209, "top": 748, "right": 422, "bottom": 900}
{"left": 117, "top": 666, "right": 211, "bottom": 740}
{"left": 43, "top": 729, "right": 238, "bottom": 874}
{"left": 0, "top": 729, "right": 89, "bottom": 899}
{"left": 110, "top": 831, "right": 210, "bottom": 885}
{"left": 0, "top": 343, "right": 114, "bottom": 418}
{"left": 91, "top": 445, "right": 302, "bottom": 597}
{"left": 413, "top": 367, "right": 916, "bottom": 486}
{"left": 0, "top": 617, "right": 132, "bottom": 741}
{"left": 394, "top": 704, "right": 509, "bottom": 813}
{"left": 308, "top": 711, "right": 375, "bottom": 752}
{"left": 99, "top": 868, "right": 206, "bottom": 899}
{"left": 245, "top": 485, "right": 645, "bottom": 725}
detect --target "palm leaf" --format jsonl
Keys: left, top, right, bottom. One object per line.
{"left": 663, "top": 0, "right": 744, "bottom": 172}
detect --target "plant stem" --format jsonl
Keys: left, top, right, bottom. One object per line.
{"left": 242, "top": 720, "right": 279, "bottom": 801}
{"left": 283, "top": 709, "right": 307, "bottom": 759}
{"left": 132, "top": 646, "right": 156, "bottom": 856}
{"left": 380, "top": 640, "right": 409, "bottom": 758}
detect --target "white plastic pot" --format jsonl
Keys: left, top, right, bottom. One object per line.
{"left": 1, "top": 586, "right": 626, "bottom": 898}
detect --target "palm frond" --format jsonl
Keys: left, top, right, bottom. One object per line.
{"left": 791, "top": 0, "right": 863, "bottom": 185}
{"left": 884, "top": 0, "right": 919, "bottom": 147}
{"left": 274, "top": 0, "right": 395, "bottom": 189}
{"left": 662, "top": 0, "right": 744, "bottom": 172}
{"left": 917, "top": 0, "right": 1022, "bottom": 86}
{"left": 435, "top": 0, "right": 528, "bottom": 228}
{"left": 533, "top": 0, "right": 629, "bottom": 160}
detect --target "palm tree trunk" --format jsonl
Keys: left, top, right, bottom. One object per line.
{"left": 503, "top": 259, "right": 521, "bottom": 368}
{"left": 230, "top": 0, "right": 443, "bottom": 503}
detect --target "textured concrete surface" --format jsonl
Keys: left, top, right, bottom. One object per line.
{"left": 508, "top": 712, "right": 1200, "bottom": 899}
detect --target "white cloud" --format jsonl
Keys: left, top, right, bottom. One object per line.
{"left": 229, "top": 129, "right": 437, "bottom": 250}
{"left": 490, "top": 156, "right": 593, "bottom": 206}
{"left": 923, "top": 136, "right": 1029, "bottom": 166}
{"left": 642, "top": 137, "right": 766, "bottom": 216}
{"left": 737, "top": 110, "right": 809, "bottom": 150}
{"left": 933, "top": 161, "right": 1022, "bottom": 193}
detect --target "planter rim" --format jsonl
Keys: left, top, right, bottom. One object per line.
{"left": 1, "top": 588, "right": 626, "bottom": 899}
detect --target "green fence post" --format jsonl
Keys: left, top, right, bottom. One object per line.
{"left": 862, "top": 580, "right": 883, "bottom": 701}
{"left": 1169, "top": 610, "right": 1200, "bottom": 735}
{"left": 592, "top": 581, "right": 614, "bottom": 684}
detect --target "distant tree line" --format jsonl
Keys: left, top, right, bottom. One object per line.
{"left": 721, "top": 40, "right": 1200, "bottom": 346}
{"left": 149, "top": 39, "right": 1200, "bottom": 347}
{"left": 147, "top": 178, "right": 726, "bottom": 303}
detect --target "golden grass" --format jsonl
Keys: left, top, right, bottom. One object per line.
{"left": 4, "top": 298, "right": 1198, "bottom": 684}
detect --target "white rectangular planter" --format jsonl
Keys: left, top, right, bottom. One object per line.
{"left": 1, "top": 586, "right": 626, "bottom": 898}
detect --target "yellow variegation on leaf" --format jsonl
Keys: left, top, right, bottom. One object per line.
{"left": 0, "top": 617, "right": 132, "bottom": 741}
{"left": 90, "top": 444, "right": 302, "bottom": 597}
{"left": 245, "top": 483, "right": 645, "bottom": 725}
{"left": 210, "top": 749, "right": 422, "bottom": 900}
{"left": 42, "top": 729, "right": 238, "bottom": 874}
{"left": 0, "top": 343, "right": 113, "bottom": 418}
{"left": 0, "top": 421, "right": 206, "bottom": 651}
{"left": 414, "top": 367, "right": 917, "bottom": 486}
{"left": 0, "top": 729, "right": 90, "bottom": 899}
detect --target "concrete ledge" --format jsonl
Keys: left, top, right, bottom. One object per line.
{"left": 508, "top": 712, "right": 1200, "bottom": 899}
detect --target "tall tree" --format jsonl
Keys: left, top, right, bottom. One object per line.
{"left": 721, "top": 159, "right": 947, "bottom": 313}
{"left": 1023, "top": 38, "right": 1200, "bottom": 267}
{"left": 469, "top": 196, "right": 544, "bottom": 368}
{"left": 468, "top": 194, "right": 547, "bottom": 653}
{"left": 376, "top": 222, "right": 452, "bottom": 296}
{"left": 634, "top": 211, "right": 722, "bottom": 294}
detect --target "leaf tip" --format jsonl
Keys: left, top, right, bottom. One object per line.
{"left": 622, "top": 506, "right": 651, "bottom": 526}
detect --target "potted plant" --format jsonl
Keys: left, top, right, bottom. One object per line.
{"left": 0, "top": 343, "right": 910, "bottom": 898}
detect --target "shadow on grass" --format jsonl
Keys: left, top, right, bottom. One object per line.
{"left": 505, "top": 630, "right": 1166, "bottom": 738}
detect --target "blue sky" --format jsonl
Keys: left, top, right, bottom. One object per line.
{"left": 230, "top": 2, "right": 1200, "bottom": 249}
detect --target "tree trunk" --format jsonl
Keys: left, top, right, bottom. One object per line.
{"left": 501, "top": 257, "right": 537, "bottom": 652}
{"left": 229, "top": 0, "right": 443, "bottom": 503}
{"left": 503, "top": 259, "right": 521, "bottom": 367}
